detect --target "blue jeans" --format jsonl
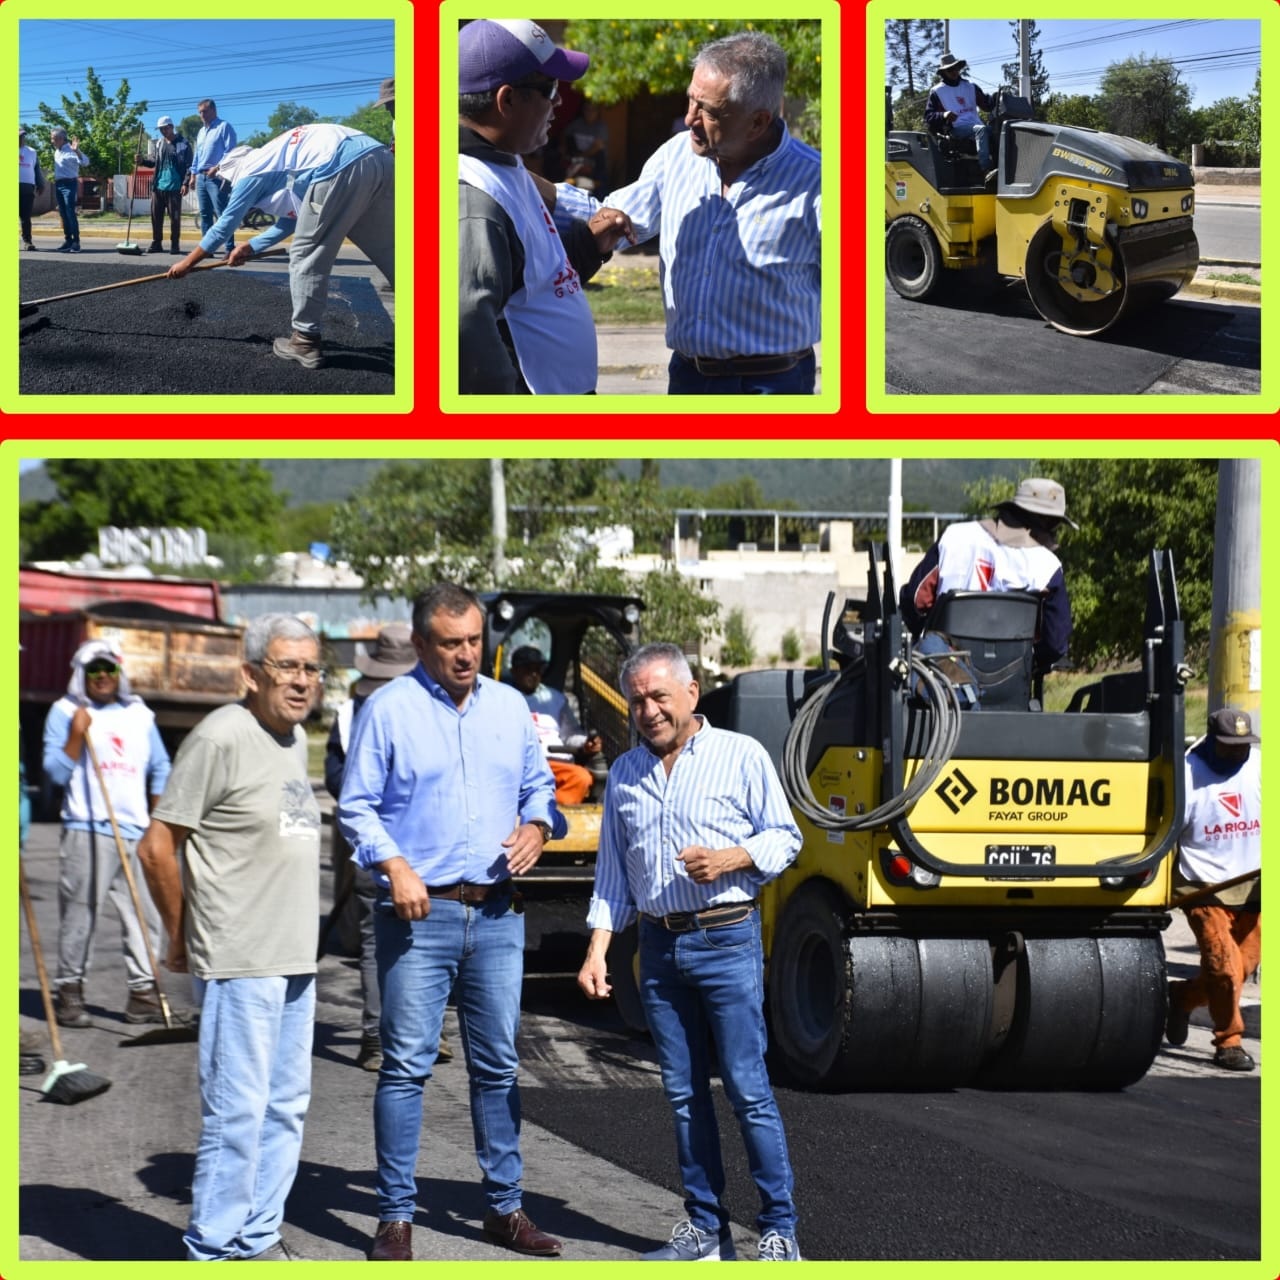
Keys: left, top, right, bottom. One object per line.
{"left": 639, "top": 913, "right": 797, "bottom": 1237}
{"left": 951, "top": 119, "right": 991, "bottom": 169}
{"left": 185, "top": 974, "right": 315, "bottom": 1261}
{"left": 373, "top": 890, "right": 526, "bottom": 1221}
{"left": 668, "top": 350, "right": 816, "bottom": 395}
{"left": 196, "top": 172, "right": 234, "bottom": 250}
{"left": 54, "top": 178, "right": 79, "bottom": 243}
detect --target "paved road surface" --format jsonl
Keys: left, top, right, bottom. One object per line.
{"left": 17, "top": 815, "right": 1261, "bottom": 1266}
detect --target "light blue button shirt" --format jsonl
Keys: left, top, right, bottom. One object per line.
{"left": 555, "top": 122, "right": 821, "bottom": 358}
{"left": 338, "top": 666, "right": 556, "bottom": 889}
{"left": 192, "top": 116, "right": 238, "bottom": 174}
{"left": 587, "top": 716, "right": 801, "bottom": 932}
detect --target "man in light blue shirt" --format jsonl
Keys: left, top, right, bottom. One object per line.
{"left": 183, "top": 98, "right": 238, "bottom": 256}
{"left": 49, "top": 127, "right": 89, "bottom": 252}
{"left": 338, "top": 582, "right": 564, "bottom": 1263}
{"left": 167, "top": 121, "right": 394, "bottom": 370}
{"left": 579, "top": 642, "right": 803, "bottom": 1262}
{"left": 550, "top": 32, "right": 820, "bottom": 394}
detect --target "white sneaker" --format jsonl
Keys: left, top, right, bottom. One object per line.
{"left": 642, "top": 1219, "right": 736, "bottom": 1261}
{"left": 758, "top": 1230, "right": 802, "bottom": 1261}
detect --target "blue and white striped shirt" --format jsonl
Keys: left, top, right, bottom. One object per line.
{"left": 556, "top": 123, "right": 821, "bottom": 358}
{"left": 587, "top": 716, "right": 801, "bottom": 932}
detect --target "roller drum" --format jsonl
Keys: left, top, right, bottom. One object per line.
{"left": 1025, "top": 215, "right": 1199, "bottom": 337}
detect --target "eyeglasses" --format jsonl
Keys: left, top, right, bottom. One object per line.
{"left": 85, "top": 663, "right": 120, "bottom": 677}
{"left": 259, "top": 658, "right": 328, "bottom": 683}
{"left": 514, "top": 78, "right": 561, "bottom": 104}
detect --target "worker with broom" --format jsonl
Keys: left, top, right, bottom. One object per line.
{"left": 165, "top": 120, "right": 393, "bottom": 370}
{"left": 40, "top": 640, "right": 171, "bottom": 1030}
{"left": 138, "top": 614, "right": 324, "bottom": 1262}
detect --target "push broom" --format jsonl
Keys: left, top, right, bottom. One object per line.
{"left": 85, "top": 738, "right": 199, "bottom": 1046}
{"left": 19, "top": 859, "right": 112, "bottom": 1104}
{"left": 116, "top": 123, "right": 147, "bottom": 256}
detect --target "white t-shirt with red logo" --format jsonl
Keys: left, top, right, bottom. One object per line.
{"left": 934, "top": 519, "right": 1062, "bottom": 596}
{"left": 1177, "top": 742, "right": 1261, "bottom": 885}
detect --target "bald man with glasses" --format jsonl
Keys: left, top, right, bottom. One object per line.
{"left": 458, "top": 19, "right": 635, "bottom": 394}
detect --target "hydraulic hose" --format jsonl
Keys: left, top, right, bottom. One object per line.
{"left": 781, "top": 652, "right": 964, "bottom": 831}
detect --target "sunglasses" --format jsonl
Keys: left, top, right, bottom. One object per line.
{"left": 85, "top": 663, "right": 120, "bottom": 677}
{"left": 513, "top": 77, "right": 561, "bottom": 104}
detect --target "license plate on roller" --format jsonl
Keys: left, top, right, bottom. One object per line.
{"left": 985, "top": 844, "right": 1056, "bottom": 868}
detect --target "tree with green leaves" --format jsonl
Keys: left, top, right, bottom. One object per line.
{"left": 20, "top": 459, "right": 284, "bottom": 566}
{"left": 884, "top": 19, "right": 944, "bottom": 97}
{"left": 999, "top": 20, "right": 1050, "bottom": 110}
{"left": 561, "top": 20, "right": 820, "bottom": 145}
{"left": 329, "top": 459, "right": 722, "bottom": 652}
{"left": 1041, "top": 92, "right": 1110, "bottom": 132}
{"left": 1244, "top": 65, "right": 1260, "bottom": 159}
{"left": 961, "top": 459, "right": 1218, "bottom": 668}
{"left": 33, "top": 67, "right": 148, "bottom": 184}
{"left": 1097, "top": 55, "right": 1192, "bottom": 153}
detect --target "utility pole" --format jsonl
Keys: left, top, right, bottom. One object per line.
{"left": 888, "top": 460, "right": 903, "bottom": 583}
{"left": 1020, "top": 19, "right": 1031, "bottom": 100}
{"left": 490, "top": 457, "right": 508, "bottom": 584}
{"left": 1207, "top": 458, "right": 1261, "bottom": 729}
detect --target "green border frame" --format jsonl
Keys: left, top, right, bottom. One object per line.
{"left": 3, "top": 3, "right": 413, "bottom": 417}
{"left": 438, "top": 7, "right": 841, "bottom": 416}
{"left": 867, "top": 3, "right": 1277, "bottom": 415}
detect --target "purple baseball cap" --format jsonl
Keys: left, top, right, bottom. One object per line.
{"left": 459, "top": 19, "right": 589, "bottom": 94}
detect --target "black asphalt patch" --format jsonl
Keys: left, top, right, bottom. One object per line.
{"left": 20, "top": 260, "right": 393, "bottom": 396}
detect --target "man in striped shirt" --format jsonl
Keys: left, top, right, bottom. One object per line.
{"left": 548, "top": 32, "right": 821, "bottom": 394}
{"left": 578, "top": 643, "right": 803, "bottom": 1261}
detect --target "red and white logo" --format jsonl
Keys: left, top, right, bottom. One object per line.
{"left": 1220, "top": 792, "right": 1243, "bottom": 820}
{"left": 109, "top": 734, "right": 126, "bottom": 758}
{"left": 975, "top": 555, "right": 995, "bottom": 591}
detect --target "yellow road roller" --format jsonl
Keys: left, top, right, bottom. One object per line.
{"left": 700, "top": 546, "right": 1188, "bottom": 1090}
{"left": 885, "top": 93, "right": 1199, "bottom": 336}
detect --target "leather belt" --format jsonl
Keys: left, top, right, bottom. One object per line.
{"left": 425, "top": 881, "right": 512, "bottom": 904}
{"left": 645, "top": 901, "right": 757, "bottom": 933}
{"left": 677, "top": 349, "right": 812, "bottom": 376}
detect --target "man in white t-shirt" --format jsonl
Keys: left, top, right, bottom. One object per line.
{"left": 138, "top": 614, "right": 323, "bottom": 1260}
{"left": 1165, "top": 707, "right": 1261, "bottom": 1072}
{"left": 925, "top": 53, "right": 994, "bottom": 172}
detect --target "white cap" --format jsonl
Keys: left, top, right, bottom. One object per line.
{"left": 157, "top": 115, "right": 173, "bottom": 128}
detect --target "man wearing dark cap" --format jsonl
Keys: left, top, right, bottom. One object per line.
{"left": 458, "top": 18, "right": 635, "bottom": 394}
{"left": 925, "top": 52, "right": 994, "bottom": 174}
{"left": 901, "top": 477, "right": 1076, "bottom": 675}
{"left": 1166, "top": 706, "right": 1261, "bottom": 1071}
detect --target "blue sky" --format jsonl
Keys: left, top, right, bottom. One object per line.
{"left": 18, "top": 19, "right": 394, "bottom": 139}
{"left": 898, "top": 18, "right": 1260, "bottom": 110}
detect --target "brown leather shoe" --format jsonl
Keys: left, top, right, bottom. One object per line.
{"left": 55, "top": 982, "right": 92, "bottom": 1028}
{"left": 369, "top": 1220, "right": 413, "bottom": 1261}
{"left": 482, "top": 1208, "right": 562, "bottom": 1256}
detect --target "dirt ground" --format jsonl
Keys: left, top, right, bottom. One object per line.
{"left": 19, "top": 260, "right": 394, "bottom": 396}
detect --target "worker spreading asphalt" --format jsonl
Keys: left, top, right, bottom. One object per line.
{"left": 19, "top": 260, "right": 393, "bottom": 396}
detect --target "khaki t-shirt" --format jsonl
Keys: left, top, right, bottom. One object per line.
{"left": 153, "top": 703, "right": 321, "bottom": 979}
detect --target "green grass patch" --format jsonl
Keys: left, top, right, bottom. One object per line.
{"left": 1204, "top": 271, "right": 1260, "bottom": 285}
{"left": 585, "top": 262, "right": 665, "bottom": 324}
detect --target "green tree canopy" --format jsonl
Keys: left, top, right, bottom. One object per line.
{"left": 1041, "top": 92, "right": 1110, "bottom": 131}
{"left": 20, "top": 459, "right": 285, "bottom": 564}
{"left": 1097, "top": 55, "right": 1192, "bottom": 153}
{"left": 562, "top": 19, "right": 820, "bottom": 144}
{"left": 884, "top": 19, "right": 943, "bottom": 97}
{"left": 963, "top": 460, "right": 1218, "bottom": 668}
{"left": 32, "top": 67, "right": 148, "bottom": 182}
{"left": 329, "top": 459, "right": 722, "bottom": 652}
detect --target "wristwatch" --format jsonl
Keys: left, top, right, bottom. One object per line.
{"left": 530, "top": 820, "right": 553, "bottom": 844}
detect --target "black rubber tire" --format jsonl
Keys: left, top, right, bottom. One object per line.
{"left": 886, "top": 215, "right": 944, "bottom": 301}
{"left": 977, "top": 935, "right": 1166, "bottom": 1089}
{"left": 767, "top": 881, "right": 994, "bottom": 1089}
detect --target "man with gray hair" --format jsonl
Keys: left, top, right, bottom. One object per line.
{"left": 138, "top": 614, "right": 324, "bottom": 1261}
{"left": 49, "top": 126, "right": 89, "bottom": 252}
{"left": 543, "top": 31, "right": 821, "bottom": 394}
{"left": 579, "top": 642, "right": 804, "bottom": 1260}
